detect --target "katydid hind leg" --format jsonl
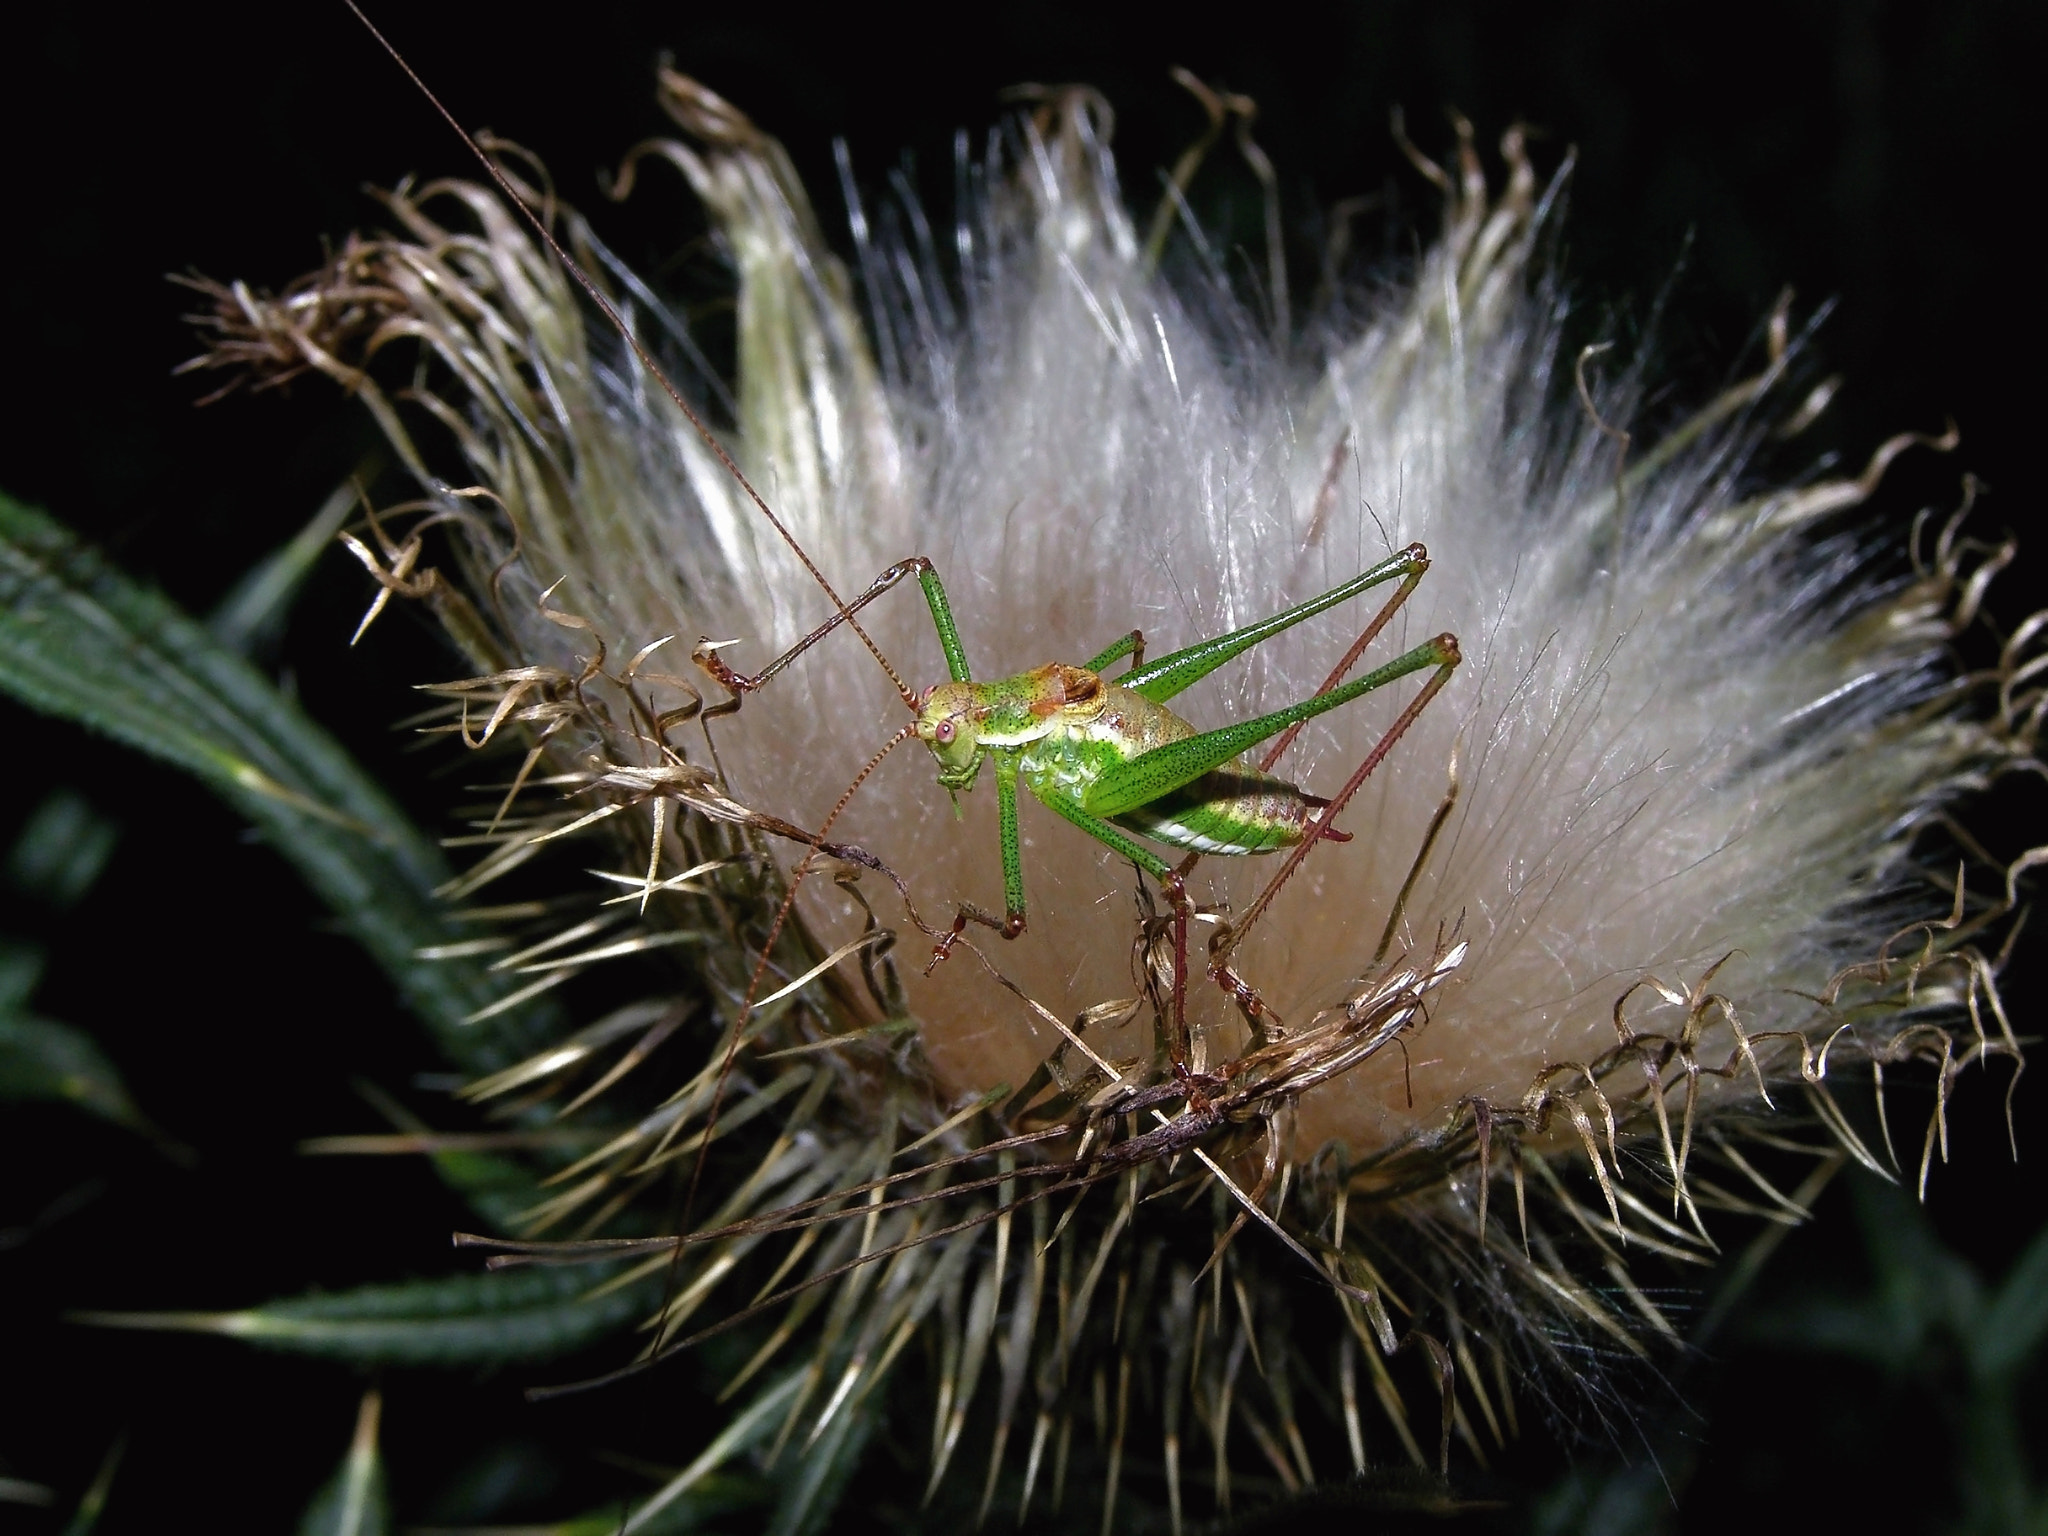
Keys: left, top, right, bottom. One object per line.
{"left": 1213, "top": 638, "right": 1462, "bottom": 971}
{"left": 1120, "top": 544, "right": 1428, "bottom": 706}
{"left": 1084, "top": 629, "right": 1147, "bottom": 674}
{"left": 1259, "top": 555, "right": 1430, "bottom": 772}
{"left": 1083, "top": 632, "right": 1460, "bottom": 820}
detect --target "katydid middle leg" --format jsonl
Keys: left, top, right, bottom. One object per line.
{"left": 1026, "top": 793, "right": 1206, "bottom": 1070}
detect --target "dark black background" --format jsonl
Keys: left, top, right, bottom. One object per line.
{"left": 1, "top": 3, "right": 2041, "bottom": 1531}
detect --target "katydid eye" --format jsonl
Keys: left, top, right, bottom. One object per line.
{"left": 934, "top": 720, "right": 956, "bottom": 745}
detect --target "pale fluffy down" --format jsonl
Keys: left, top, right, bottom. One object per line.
{"left": 438, "top": 84, "right": 1987, "bottom": 1156}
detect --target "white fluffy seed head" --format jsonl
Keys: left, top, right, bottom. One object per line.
{"left": 405, "top": 84, "right": 1996, "bottom": 1157}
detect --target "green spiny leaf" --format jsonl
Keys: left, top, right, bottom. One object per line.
{"left": 77, "top": 1261, "right": 656, "bottom": 1367}
{"left": 417, "top": 1148, "right": 546, "bottom": 1235}
{"left": 297, "top": 1392, "right": 389, "bottom": 1536}
{"left": 0, "top": 1011, "right": 150, "bottom": 1134}
{"left": 767, "top": 1391, "right": 879, "bottom": 1536}
{"left": 210, "top": 474, "right": 368, "bottom": 657}
{"left": 540, "top": 1476, "right": 763, "bottom": 1535}
{"left": 1972, "top": 1219, "right": 2048, "bottom": 1381}
{"left": 0, "top": 490, "right": 550, "bottom": 1074}
{"left": 620, "top": 1373, "right": 803, "bottom": 1535}
{"left": 6, "top": 789, "right": 118, "bottom": 909}
{"left": 0, "top": 938, "right": 44, "bottom": 1012}
{"left": 57, "top": 1436, "right": 125, "bottom": 1536}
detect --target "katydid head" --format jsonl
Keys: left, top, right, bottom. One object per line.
{"left": 915, "top": 680, "right": 986, "bottom": 794}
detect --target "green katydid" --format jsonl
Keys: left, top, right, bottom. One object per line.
{"left": 344, "top": 0, "right": 1462, "bottom": 1068}
{"left": 694, "top": 548, "right": 1461, "bottom": 1061}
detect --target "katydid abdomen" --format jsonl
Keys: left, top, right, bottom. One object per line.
{"left": 1020, "top": 681, "right": 1337, "bottom": 858}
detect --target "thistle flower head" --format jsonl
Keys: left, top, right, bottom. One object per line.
{"left": 183, "top": 67, "right": 2039, "bottom": 1515}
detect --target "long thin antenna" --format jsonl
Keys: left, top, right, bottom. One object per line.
{"left": 341, "top": 0, "right": 916, "bottom": 705}
{"left": 342, "top": 1, "right": 933, "bottom": 1362}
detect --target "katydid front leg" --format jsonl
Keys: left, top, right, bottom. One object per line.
{"left": 693, "top": 556, "right": 971, "bottom": 718}
{"left": 687, "top": 552, "right": 1023, "bottom": 966}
